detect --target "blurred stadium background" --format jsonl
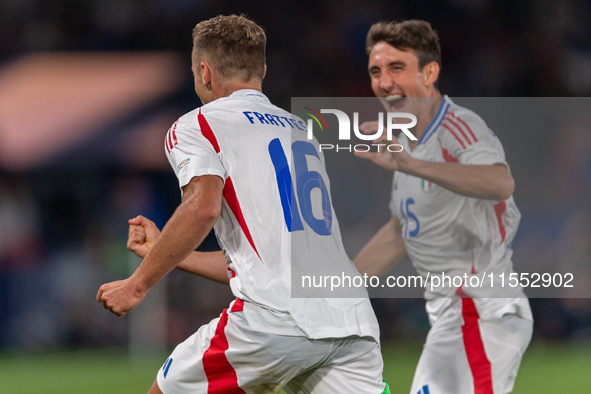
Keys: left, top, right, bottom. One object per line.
{"left": 0, "top": 0, "right": 590, "bottom": 392}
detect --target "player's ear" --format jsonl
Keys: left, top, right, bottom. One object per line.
{"left": 201, "top": 62, "right": 213, "bottom": 90}
{"left": 423, "top": 61, "right": 440, "bottom": 87}
{"left": 263, "top": 64, "right": 267, "bottom": 79}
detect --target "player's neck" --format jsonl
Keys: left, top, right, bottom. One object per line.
{"left": 216, "top": 81, "right": 263, "bottom": 99}
{"left": 408, "top": 94, "right": 443, "bottom": 151}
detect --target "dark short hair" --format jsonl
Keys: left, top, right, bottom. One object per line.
{"left": 366, "top": 19, "right": 441, "bottom": 70}
{"left": 192, "top": 14, "right": 266, "bottom": 82}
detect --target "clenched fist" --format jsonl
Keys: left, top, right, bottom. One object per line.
{"left": 127, "top": 215, "right": 161, "bottom": 258}
{"left": 96, "top": 278, "right": 146, "bottom": 317}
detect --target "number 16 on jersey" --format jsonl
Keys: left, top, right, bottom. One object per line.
{"left": 268, "top": 138, "right": 332, "bottom": 236}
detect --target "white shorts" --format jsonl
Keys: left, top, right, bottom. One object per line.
{"left": 156, "top": 299, "right": 388, "bottom": 394}
{"left": 410, "top": 298, "right": 533, "bottom": 394}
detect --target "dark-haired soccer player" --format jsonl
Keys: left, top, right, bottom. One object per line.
{"left": 355, "top": 20, "right": 532, "bottom": 394}
{"left": 97, "top": 15, "right": 389, "bottom": 394}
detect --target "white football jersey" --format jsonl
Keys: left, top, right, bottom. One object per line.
{"left": 390, "top": 96, "right": 532, "bottom": 323}
{"left": 165, "top": 89, "right": 379, "bottom": 341}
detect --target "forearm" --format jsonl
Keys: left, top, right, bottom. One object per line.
{"left": 403, "top": 160, "right": 514, "bottom": 201}
{"left": 130, "top": 203, "right": 218, "bottom": 293}
{"left": 354, "top": 217, "right": 407, "bottom": 277}
{"left": 176, "top": 251, "right": 230, "bottom": 285}
{"left": 128, "top": 176, "right": 223, "bottom": 294}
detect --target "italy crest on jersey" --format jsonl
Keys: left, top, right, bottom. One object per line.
{"left": 421, "top": 179, "right": 433, "bottom": 192}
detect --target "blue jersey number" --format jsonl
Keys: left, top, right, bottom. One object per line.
{"left": 268, "top": 138, "right": 332, "bottom": 235}
{"left": 400, "top": 198, "right": 420, "bottom": 238}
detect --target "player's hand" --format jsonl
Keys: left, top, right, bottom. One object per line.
{"left": 354, "top": 121, "right": 397, "bottom": 170}
{"left": 355, "top": 121, "right": 414, "bottom": 172}
{"left": 96, "top": 278, "right": 146, "bottom": 317}
{"left": 127, "top": 215, "right": 160, "bottom": 258}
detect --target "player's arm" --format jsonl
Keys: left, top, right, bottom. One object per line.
{"left": 97, "top": 175, "right": 223, "bottom": 316}
{"left": 356, "top": 135, "right": 513, "bottom": 201}
{"left": 354, "top": 214, "right": 407, "bottom": 277}
{"left": 175, "top": 251, "right": 229, "bottom": 285}
{"left": 127, "top": 215, "right": 229, "bottom": 284}
{"left": 401, "top": 160, "right": 513, "bottom": 201}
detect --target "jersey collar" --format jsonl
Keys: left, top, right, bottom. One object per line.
{"left": 225, "top": 89, "right": 270, "bottom": 103}
{"left": 418, "top": 95, "right": 452, "bottom": 146}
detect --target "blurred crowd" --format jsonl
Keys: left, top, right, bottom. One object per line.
{"left": 1, "top": 0, "right": 591, "bottom": 351}
{"left": 2, "top": 0, "right": 591, "bottom": 101}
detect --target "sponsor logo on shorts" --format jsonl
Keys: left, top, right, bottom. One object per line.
{"left": 417, "top": 384, "right": 430, "bottom": 394}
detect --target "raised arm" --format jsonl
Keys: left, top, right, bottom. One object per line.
{"left": 97, "top": 174, "right": 223, "bottom": 316}
{"left": 354, "top": 214, "right": 407, "bottom": 277}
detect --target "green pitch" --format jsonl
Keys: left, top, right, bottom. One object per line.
{"left": 0, "top": 343, "right": 589, "bottom": 393}
{"left": 381, "top": 342, "right": 591, "bottom": 393}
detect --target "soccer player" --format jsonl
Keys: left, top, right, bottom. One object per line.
{"left": 96, "top": 15, "right": 389, "bottom": 394}
{"left": 354, "top": 20, "right": 533, "bottom": 394}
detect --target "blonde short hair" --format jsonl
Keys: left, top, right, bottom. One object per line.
{"left": 192, "top": 15, "right": 266, "bottom": 82}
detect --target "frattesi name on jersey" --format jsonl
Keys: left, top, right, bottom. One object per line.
{"left": 242, "top": 110, "right": 412, "bottom": 153}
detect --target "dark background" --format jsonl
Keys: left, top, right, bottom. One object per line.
{"left": 0, "top": 0, "right": 590, "bottom": 352}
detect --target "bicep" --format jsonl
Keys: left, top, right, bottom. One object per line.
{"left": 181, "top": 175, "right": 224, "bottom": 219}
{"left": 181, "top": 175, "right": 224, "bottom": 198}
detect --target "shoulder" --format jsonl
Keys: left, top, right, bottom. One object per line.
{"left": 165, "top": 107, "right": 220, "bottom": 152}
{"left": 171, "top": 107, "right": 202, "bottom": 131}
{"left": 438, "top": 100, "right": 497, "bottom": 150}
{"left": 175, "top": 104, "right": 230, "bottom": 134}
{"left": 446, "top": 104, "right": 487, "bottom": 132}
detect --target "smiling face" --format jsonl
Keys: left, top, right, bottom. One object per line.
{"left": 368, "top": 41, "right": 439, "bottom": 112}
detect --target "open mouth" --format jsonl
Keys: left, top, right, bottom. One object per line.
{"left": 384, "top": 94, "right": 406, "bottom": 109}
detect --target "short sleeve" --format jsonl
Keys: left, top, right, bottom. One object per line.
{"left": 439, "top": 111, "right": 507, "bottom": 167}
{"left": 165, "top": 117, "right": 226, "bottom": 190}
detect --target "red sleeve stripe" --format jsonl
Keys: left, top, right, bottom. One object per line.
{"left": 165, "top": 132, "right": 171, "bottom": 153}
{"left": 197, "top": 108, "right": 221, "bottom": 153}
{"left": 461, "top": 298, "right": 494, "bottom": 394}
{"left": 445, "top": 116, "right": 473, "bottom": 146}
{"left": 450, "top": 112, "right": 478, "bottom": 143}
{"left": 171, "top": 120, "right": 178, "bottom": 145}
{"left": 196, "top": 109, "right": 262, "bottom": 262}
{"left": 165, "top": 121, "right": 180, "bottom": 154}
{"left": 442, "top": 122, "right": 467, "bottom": 149}
{"left": 167, "top": 129, "right": 174, "bottom": 151}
